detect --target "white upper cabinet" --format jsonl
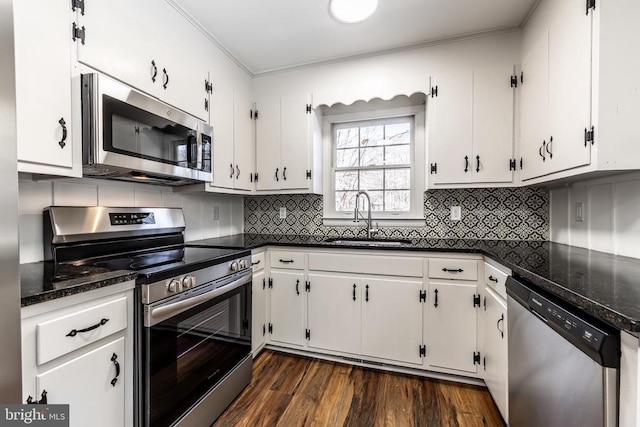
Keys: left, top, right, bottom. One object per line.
{"left": 14, "top": 0, "right": 78, "bottom": 176}
{"left": 428, "top": 68, "right": 515, "bottom": 187}
{"left": 255, "top": 92, "right": 320, "bottom": 193}
{"left": 210, "top": 84, "right": 236, "bottom": 189}
{"left": 75, "top": 0, "right": 210, "bottom": 121}
{"left": 519, "top": 0, "right": 640, "bottom": 184}
{"left": 233, "top": 84, "right": 256, "bottom": 191}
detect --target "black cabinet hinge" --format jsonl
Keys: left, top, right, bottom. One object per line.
{"left": 473, "top": 351, "right": 481, "bottom": 365}
{"left": 473, "top": 294, "right": 481, "bottom": 308}
{"left": 305, "top": 329, "right": 311, "bottom": 340}
{"left": 254, "top": 110, "right": 259, "bottom": 120}
{"left": 419, "top": 345, "right": 426, "bottom": 358}
{"left": 263, "top": 324, "right": 266, "bottom": 336}
{"left": 268, "top": 278, "right": 273, "bottom": 289}
{"left": 586, "top": 0, "right": 596, "bottom": 15}
{"left": 305, "top": 281, "right": 311, "bottom": 292}
{"left": 205, "top": 80, "right": 213, "bottom": 94}
{"left": 510, "top": 75, "right": 518, "bottom": 88}
{"left": 253, "top": 173, "right": 259, "bottom": 182}
{"left": 306, "top": 104, "right": 312, "bottom": 114}
{"left": 72, "top": 23, "right": 85, "bottom": 45}
{"left": 306, "top": 170, "right": 312, "bottom": 179}
{"left": 431, "top": 86, "right": 438, "bottom": 97}
{"left": 509, "top": 159, "right": 516, "bottom": 171}
{"left": 430, "top": 163, "right": 437, "bottom": 174}
{"left": 419, "top": 290, "right": 427, "bottom": 302}
{"left": 268, "top": 323, "right": 273, "bottom": 334}
{"left": 585, "top": 126, "right": 595, "bottom": 146}
{"left": 204, "top": 98, "right": 209, "bottom": 112}
{"left": 71, "top": 0, "right": 85, "bottom": 15}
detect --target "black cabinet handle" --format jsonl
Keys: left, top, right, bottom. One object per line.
{"left": 540, "top": 141, "right": 546, "bottom": 161}
{"left": 475, "top": 155, "right": 480, "bottom": 173}
{"left": 162, "top": 68, "right": 169, "bottom": 89}
{"left": 251, "top": 260, "right": 261, "bottom": 266}
{"left": 295, "top": 279, "right": 300, "bottom": 295}
{"left": 352, "top": 284, "right": 356, "bottom": 301}
{"left": 545, "top": 136, "right": 553, "bottom": 159}
{"left": 365, "top": 284, "right": 369, "bottom": 302}
{"left": 236, "top": 165, "right": 240, "bottom": 179}
{"left": 230, "top": 163, "right": 234, "bottom": 179}
{"left": 497, "top": 314, "right": 505, "bottom": 339}
{"left": 275, "top": 168, "right": 279, "bottom": 181}
{"left": 110, "top": 353, "right": 120, "bottom": 387}
{"left": 151, "top": 60, "right": 157, "bottom": 83}
{"left": 434, "top": 289, "right": 439, "bottom": 308}
{"left": 464, "top": 156, "right": 469, "bottom": 173}
{"left": 279, "top": 259, "right": 294, "bottom": 264}
{"left": 488, "top": 275, "right": 499, "bottom": 283}
{"left": 442, "top": 268, "right": 463, "bottom": 273}
{"left": 283, "top": 167, "right": 287, "bottom": 181}
{"left": 66, "top": 318, "right": 109, "bottom": 337}
{"left": 58, "top": 118, "right": 67, "bottom": 148}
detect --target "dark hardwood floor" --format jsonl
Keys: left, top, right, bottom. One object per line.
{"left": 213, "top": 350, "right": 505, "bottom": 427}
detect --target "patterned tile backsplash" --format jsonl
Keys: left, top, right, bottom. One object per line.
{"left": 244, "top": 187, "right": 549, "bottom": 240}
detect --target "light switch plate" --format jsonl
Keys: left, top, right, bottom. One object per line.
{"left": 279, "top": 207, "right": 287, "bottom": 219}
{"left": 450, "top": 206, "right": 461, "bottom": 221}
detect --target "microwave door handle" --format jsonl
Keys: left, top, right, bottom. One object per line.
{"left": 145, "top": 272, "right": 251, "bottom": 327}
{"left": 185, "top": 134, "right": 195, "bottom": 168}
{"left": 196, "top": 132, "right": 203, "bottom": 170}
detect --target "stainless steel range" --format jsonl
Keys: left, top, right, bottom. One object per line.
{"left": 43, "top": 206, "right": 252, "bottom": 427}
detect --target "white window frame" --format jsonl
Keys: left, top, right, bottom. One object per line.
{"left": 322, "top": 105, "right": 426, "bottom": 225}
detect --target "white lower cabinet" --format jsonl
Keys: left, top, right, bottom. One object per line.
{"left": 482, "top": 286, "right": 508, "bottom": 422}
{"left": 361, "top": 277, "right": 423, "bottom": 365}
{"left": 37, "top": 337, "right": 125, "bottom": 427}
{"left": 268, "top": 270, "right": 305, "bottom": 346}
{"left": 426, "top": 280, "right": 480, "bottom": 373}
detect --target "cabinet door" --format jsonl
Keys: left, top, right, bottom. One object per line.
{"left": 14, "top": 0, "right": 73, "bottom": 170}
{"left": 269, "top": 271, "right": 305, "bottom": 346}
{"left": 306, "top": 274, "right": 361, "bottom": 355}
{"left": 37, "top": 337, "right": 125, "bottom": 427}
{"left": 362, "top": 277, "right": 423, "bottom": 365}
{"left": 234, "top": 84, "right": 256, "bottom": 191}
{"left": 428, "top": 72, "right": 473, "bottom": 185}
{"left": 252, "top": 270, "right": 266, "bottom": 355}
{"left": 77, "top": 0, "right": 157, "bottom": 96}
{"left": 547, "top": 0, "right": 592, "bottom": 174}
{"left": 472, "top": 68, "right": 514, "bottom": 183}
{"left": 520, "top": 28, "right": 550, "bottom": 181}
{"left": 281, "top": 93, "right": 311, "bottom": 190}
{"left": 427, "top": 281, "right": 478, "bottom": 373}
{"left": 483, "top": 287, "right": 508, "bottom": 422}
{"left": 210, "top": 84, "right": 236, "bottom": 189}
{"left": 255, "top": 96, "right": 282, "bottom": 190}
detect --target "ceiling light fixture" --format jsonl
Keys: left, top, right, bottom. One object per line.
{"left": 329, "top": 0, "right": 379, "bottom": 24}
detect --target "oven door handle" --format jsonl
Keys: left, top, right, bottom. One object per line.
{"left": 145, "top": 272, "right": 251, "bottom": 327}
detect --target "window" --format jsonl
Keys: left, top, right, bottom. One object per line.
{"left": 322, "top": 101, "right": 425, "bottom": 224}
{"left": 334, "top": 116, "right": 413, "bottom": 213}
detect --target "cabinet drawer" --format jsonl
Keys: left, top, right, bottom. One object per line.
{"left": 251, "top": 252, "right": 265, "bottom": 272}
{"left": 269, "top": 251, "right": 305, "bottom": 270}
{"left": 308, "top": 253, "right": 423, "bottom": 278}
{"left": 428, "top": 259, "right": 478, "bottom": 281}
{"left": 484, "top": 263, "right": 508, "bottom": 298}
{"left": 37, "top": 297, "right": 128, "bottom": 365}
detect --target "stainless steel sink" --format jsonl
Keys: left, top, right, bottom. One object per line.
{"left": 323, "top": 237, "right": 413, "bottom": 247}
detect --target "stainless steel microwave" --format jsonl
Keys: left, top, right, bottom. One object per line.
{"left": 82, "top": 73, "right": 212, "bottom": 186}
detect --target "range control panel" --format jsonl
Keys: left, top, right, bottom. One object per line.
{"left": 109, "top": 212, "right": 156, "bottom": 226}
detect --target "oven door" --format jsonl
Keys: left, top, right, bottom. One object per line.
{"left": 82, "top": 73, "right": 212, "bottom": 183}
{"left": 142, "top": 271, "right": 251, "bottom": 427}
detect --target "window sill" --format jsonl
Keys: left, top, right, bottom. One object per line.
{"left": 322, "top": 217, "right": 426, "bottom": 227}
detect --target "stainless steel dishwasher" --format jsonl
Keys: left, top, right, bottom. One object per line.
{"left": 506, "top": 276, "right": 620, "bottom": 427}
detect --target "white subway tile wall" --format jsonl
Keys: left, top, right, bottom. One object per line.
{"left": 18, "top": 177, "right": 243, "bottom": 263}
{"left": 549, "top": 171, "right": 640, "bottom": 258}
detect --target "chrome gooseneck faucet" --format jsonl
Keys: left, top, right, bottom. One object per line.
{"left": 354, "top": 191, "right": 378, "bottom": 239}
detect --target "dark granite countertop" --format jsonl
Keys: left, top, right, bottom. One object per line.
{"left": 187, "top": 234, "right": 640, "bottom": 333}
{"left": 20, "top": 262, "right": 138, "bottom": 307}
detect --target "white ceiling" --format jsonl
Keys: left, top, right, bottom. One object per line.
{"left": 172, "top": 0, "right": 538, "bottom": 76}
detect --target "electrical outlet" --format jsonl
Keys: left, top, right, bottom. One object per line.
{"left": 450, "top": 206, "right": 461, "bottom": 221}
{"left": 212, "top": 206, "right": 220, "bottom": 221}
{"left": 279, "top": 207, "right": 287, "bottom": 219}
